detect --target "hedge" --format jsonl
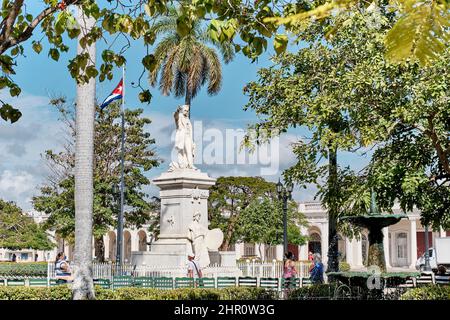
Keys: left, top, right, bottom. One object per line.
{"left": 400, "top": 285, "right": 450, "bottom": 300}
{"left": 0, "top": 262, "right": 48, "bottom": 277}
{"left": 0, "top": 286, "right": 278, "bottom": 300}
{"left": 287, "top": 284, "right": 338, "bottom": 300}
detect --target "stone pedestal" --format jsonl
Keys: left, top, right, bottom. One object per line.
{"left": 131, "top": 169, "right": 216, "bottom": 267}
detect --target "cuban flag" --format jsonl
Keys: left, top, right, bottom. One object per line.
{"left": 100, "top": 79, "right": 123, "bottom": 110}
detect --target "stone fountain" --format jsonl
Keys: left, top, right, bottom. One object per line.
{"left": 328, "top": 192, "right": 420, "bottom": 298}
{"left": 341, "top": 192, "right": 407, "bottom": 272}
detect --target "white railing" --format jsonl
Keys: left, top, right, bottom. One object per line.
{"left": 237, "top": 260, "right": 309, "bottom": 279}
{"left": 48, "top": 262, "right": 242, "bottom": 280}
{"left": 48, "top": 261, "right": 309, "bottom": 280}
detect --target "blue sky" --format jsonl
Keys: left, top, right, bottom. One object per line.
{"left": 0, "top": 12, "right": 371, "bottom": 211}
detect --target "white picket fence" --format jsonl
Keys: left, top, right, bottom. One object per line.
{"left": 237, "top": 260, "right": 309, "bottom": 278}
{"left": 48, "top": 261, "right": 309, "bottom": 281}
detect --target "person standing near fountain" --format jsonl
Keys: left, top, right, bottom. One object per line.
{"left": 310, "top": 253, "right": 324, "bottom": 284}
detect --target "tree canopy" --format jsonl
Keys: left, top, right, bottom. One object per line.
{"left": 243, "top": 8, "right": 450, "bottom": 231}
{"left": 237, "top": 198, "right": 307, "bottom": 258}
{"left": 0, "top": 200, "right": 54, "bottom": 250}
{"left": 208, "top": 176, "right": 307, "bottom": 250}
{"left": 1, "top": 1, "right": 446, "bottom": 124}
{"left": 32, "top": 101, "right": 161, "bottom": 260}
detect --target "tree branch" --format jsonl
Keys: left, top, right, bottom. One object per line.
{"left": 0, "top": 0, "right": 82, "bottom": 54}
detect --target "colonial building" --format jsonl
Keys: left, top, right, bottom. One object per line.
{"left": 2, "top": 203, "right": 448, "bottom": 270}
{"left": 234, "top": 202, "right": 449, "bottom": 270}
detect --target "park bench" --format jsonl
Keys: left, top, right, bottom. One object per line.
{"left": 175, "top": 277, "right": 195, "bottom": 288}
{"left": 112, "top": 275, "right": 133, "bottom": 289}
{"left": 196, "top": 277, "right": 215, "bottom": 288}
{"left": 6, "top": 279, "right": 25, "bottom": 286}
{"left": 415, "top": 273, "right": 434, "bottom": 286}
{"left": 259, "top": 277, "right": 279, "bottom": 290}
{"left": 216, "top": 277, "right": 236, "bottom": 288}
{"left": 153, "top": 277, "right": 173, "bottom": 290}
{"left": 300, "top": 277, "right": 313, "bottom": 287}
{"left": 238, "top": 276, "right": 257, "bottom": 287}
{"left": 93, "top": 278, "right": 111, "bottom": 289}
{"left": 29, "top": 278, "right": 48, "bottom": 287}
{"left": 435, "top": 274, "right": 450, "bottom": 285}
{"left": 133, "top": 277, "right": 153, "bottom": 288}
{"left": 281, "top": 277, "right": 300, "bottom": 289}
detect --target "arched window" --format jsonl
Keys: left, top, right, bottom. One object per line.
{"left": 138, "top": 231, "right": 148, "bottom": 252}
{"left": 308, "top": 233, "right": 321, "bottom": 255}
{"left": 396, "top": 232, "right": 408, "bottom": 266}
{"left": 124, "top": 231, "right": 132, "bottom": 263}
{"left": 108, "top": 232, "right": 116, "bottom": 262}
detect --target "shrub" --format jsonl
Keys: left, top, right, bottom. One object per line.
{"left": 0, "top": 286, "right": 278, "bottom": 300}
{"left": 400, "top": 285, "right": 450, "bottom": 300}
{"left": 0, "top": 262, "right": 48, "bottom": 277}
{"left": 0, "top": 285, "right": 71, "bottom": 300}
{"left": 339, "top": 262, "right": 351, "bottom": 272}
{"left": 287, "top": 284, "right": 338, "bottom": 300}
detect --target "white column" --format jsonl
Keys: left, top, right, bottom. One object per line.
{"left": 383, "top": 227, "right": 391, "bottom": 268}
{"left": 320, "top": 222, "right": 329, "bottom": 268}
{"left": 439, "top": 228, "right": 446, "bottom": 238}
{"left": 276, "top": 245, "right": 284, "bottom": 261}
{"left": 410, "top": 220, "right": 417, "bottom": 269}
{"left": 355, "top": 238, "right": 363, "bottom": 268}
{"left": 345, "top": 237, "right": 353, "bottom": 266}
{"left": 130, "top": 230, "right": 139, "bottom": 252}
{"left": 299, "top": 226, "right": 308, "bottom": 260}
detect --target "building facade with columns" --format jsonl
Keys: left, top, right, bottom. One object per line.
{"left": 233, "top": 202, "right": 449, "bottom": 270}
{"left": 297, "top": 202, "right": 449, "bottom": 270}
{"left": 2, "top": 204, "right": 449, "bottom": 269}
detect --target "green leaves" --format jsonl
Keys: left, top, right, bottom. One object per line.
{"left": 138, "top": 89, "right": 152, "bottom": 103}
{"left": 176, "top": 15, "right": 192, "bottom": 37}
{"left": 0, "top": 104, "right": 22, "bottom": 123}
{"left": 0, "top": 200, "right": 54, "bottom": 250}
{"left": 32, "top": 41, "right": 43, "bottom": 54}
{"left": 274, "top": 34, "right": 288, "bottom": 55}
{"left": 33, "top": 103, "right": 161, "bottom": 258}
{"left": 48, "top": 48, "right": 60, "bottom": 61}
{"left": 385, "top": 1, "right": 450, "bottom": 65}
{"left": 142, "top": 54, "right": 156, "bottom": 72}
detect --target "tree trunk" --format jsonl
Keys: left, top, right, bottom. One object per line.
{"left": 327, "top": 146, "right": 340, "bottom": 273}
{"left": 94, "top": 237, "right": 105, "bottom": 262}
{"left": 185, "top": 89, "right": 191, "bottom": 118}
{"left": 72, "top": 7, "right": 96, "bottom": 300}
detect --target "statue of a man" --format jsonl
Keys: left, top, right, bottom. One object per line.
{"left": 187, "top": 211, "right": 210, "bottom": 268}
{"left": 169, "top": 104, "right": 196, "bottom": 171}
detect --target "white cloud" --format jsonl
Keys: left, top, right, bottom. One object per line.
{"left": 0, "top": 170, "right": 36, "bottom": 207}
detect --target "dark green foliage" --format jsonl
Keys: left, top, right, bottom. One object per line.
{"left": 0, "top": 286, "right": 277, "bottom": 300}
{"left": 0, "top": 262, "right": 48, "bottom": 277}
{"left": 400, "top": 285, "right": 450, "bottom": 300}
{"left": 32, "top": 102, "right": 160, "bottom": 260}
{"left": 0, "top": 200, "right": 54, "bottom": 250}
{"left": 208, "top": 176, "right": 306, "bottom": 252}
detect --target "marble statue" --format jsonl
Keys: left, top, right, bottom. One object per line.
{"left": 187, "top": 211, "right": 210, "bottom": 268}
{"left": 169, "top": 104, "right": 196, "bottom": 171}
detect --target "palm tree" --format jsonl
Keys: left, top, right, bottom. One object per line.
{"left": 72, "top": 7, "right": 96, "bottom": 300}
{"left": 149, "top": 8, "right": 234, "bottom": 117}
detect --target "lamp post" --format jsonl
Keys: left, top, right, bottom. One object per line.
{"left": 112, "top": 184, "right": 125, "bottom": 266}
{"left": 424, "top": 224, "right": 431, "bottom": 272}
{"left": 277, "top": 179, "right": 293, "bottom": 260}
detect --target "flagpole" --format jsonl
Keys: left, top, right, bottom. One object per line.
{"left": 116, "top": 65, "right": 126, "bottom": 268}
